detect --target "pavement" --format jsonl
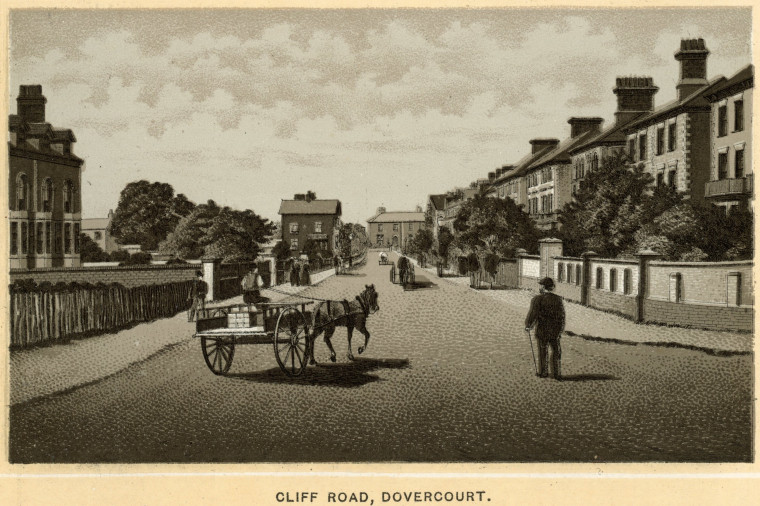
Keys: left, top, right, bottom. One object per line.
{"left": 8, "top": 267, "right": 337, "bottom": 406}
{"left": 408, "top": 258, "right": 753, "bottom": 354}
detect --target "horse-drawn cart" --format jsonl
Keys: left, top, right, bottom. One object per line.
{"left": 194, "top": 301, "right": 313, "bottom": 377}
{"left": 389, "top": 262, "right": 415, "bottom": 285}
{"left": 378, "top": 252, "right": 390, "bottom": 265}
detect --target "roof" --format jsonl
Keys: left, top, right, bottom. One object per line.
{"left": 367, "top": 211, "right": 425, "bottom": 223}
{"left": 568, "top": 113, "right": 647, "bottom": 155}
{"left": 52, "top": 128, "right": 77, "bottom": 142}
{"left": 81, "top": 218, "right": 111, "bottom": 230}
{"left": 429, "top": 194, "right": 446, "bottom": 211}
{"left": 26, "top": 122, "right": 54, "bottom": 137}
{"left": 491, "top": 145, "right": 556, "bottom": 185}
{"left": 278, "top": 199, "right": 341, "bottom": 215}
{"left": 705, "top": 65, "right": 753, "bottom": 102}
{"left": 623, "top": 76, "right": 727, "bottom": 132}
{"left": 522, "top": 129, "right": 600, "bottom": 173}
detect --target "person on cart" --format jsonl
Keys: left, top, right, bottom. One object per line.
{"left": 524, "top": 277, "right": 565, "bottom": 380}
{"left": 188, "top": 270, "right": 208, "bottom": 322}
{"left": 242, "top": 266, "right": 269, "bottom": 307}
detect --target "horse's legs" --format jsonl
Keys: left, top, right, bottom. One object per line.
{"left": 309, "top": 325, "right": 322, "bottom": 365}
{"left": 346, "top": 325, "right": 355, "bottom": 361}
{"left": 323, "top": 325, "right": 338, "bottom": 362}
{"left": 356, "top": 318, "right": 371, "bottom": 355}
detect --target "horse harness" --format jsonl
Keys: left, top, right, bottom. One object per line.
{"left": 318, "top": 297, "right": 367, "bottom": 329}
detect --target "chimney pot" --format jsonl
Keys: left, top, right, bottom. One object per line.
{"left": 529, "top": 138, "right": 560, "bottom": 154}
{"left": 16, "top": 84, "right": 47, "bottom": 123}
{"left": 488, "top": 171, "right": 496, "bottom": 182}
{"left": 674, "top": 38, "right": 710, "bottom": 102}
{"left": 567, "top": 117, "right": 604, "bottom": 138}
{"left": 613, "top": 76, "right": 658, "bottom": 125}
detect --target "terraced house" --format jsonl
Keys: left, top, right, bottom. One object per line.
{"left": 704, "top": 64, "right": 754, "bottom": 214}
{"left": 9, "top": 85, "right": 84, "bottom": 269}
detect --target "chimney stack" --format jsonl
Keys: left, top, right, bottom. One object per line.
{"left": 674, "top": 38, "right": 709, "bottom": 102}
{"left": 529, "top": 138, "right": 560, "bottom": 154}
{"left": 613, "top": 76, "right": 658, "bottom": 125}
{"left": 17, "top": 85, "right": 47, "bottom": 123}
{"left": 305, "top": 191, "right": 316, "bottom": 202}
{"left": 294, "top": 193, "right": 306, "bottom": 201}
{"left": 567, "top": 117, "right": 604, "bottom": 138}
{"left": 376, "top": 206, "right": 386, "bottom": 215}
{"left": 488, "top": 171, "right": 496, "bottom": 182}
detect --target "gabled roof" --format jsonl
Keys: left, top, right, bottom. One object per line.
{"left": 623, "top": 76, "right": 727, "bottom": 132}
{"left": 428, "top": 194, "right": 446, "bottom": 211}
{"left": 26, "top": 122, "right": 54, "bottom": 138}
{"left": 705, "top": 64, "right": 753, "bottom": 102}
{"left": 492, "top": 145, "right": 556, "bottom": 185}
{"left": 568, "top": 114, "right": 647, "bottom": 155}
{"left": 524, "top": 129, "right": 599, "bottom": 172}
{"left": 368, "top": 211, "right": 425, "bottom": 223}
{"left": 278, "top": 199, "right": 341, "bottom": 215}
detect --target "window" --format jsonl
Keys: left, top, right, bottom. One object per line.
{"left": 378, "top": 224, "right": 383, "bottom": 233}
{"left": 591, "top": 153, "right": 599, "bottom": 172}
{"left": 718, "top": 105, "right": 728, "bottom": 137}
{"left": 36, "top": 223, "right": 43, "bottom": 254}
{"left": 656, "top": 173, "right": 664, "bottom": 186}
{"left": 668, "top": 123, "right": 676, "bottom": 151}
{"left": 63, "top": 180, "right": 74, "bottom": 213}
{"left": 638, "top": 133, "right": 647, "bottom": 160}
{"left": 656, "top": 127, "right": 664, "bottom": 155}
{"left": 623, "top": 269, "right": 632, "bottom": 295}
{"left": 734, "top": 100, "right": 744, "bottom": 132}
{"left": 566, "top": 263, "right": 573, "bottom": 284}
{"left": 10, "top": 222, "right": 18, "bottom": 255}
{"left": 16, "top": 173, "right": 28, "bottom": 211}
{"left": 735, "top": 149, "right": 745, "bottom": 178}
{"left": 289, "top": 222, "right": 299, "bottom": 234}
{"left": 579, "top": 160, "right": 585, "bottom": 179}
{"left": 595, "top": 267, "right": 603, "bottom": 289}
{"left": 376, "top": 234, "right": 384, "bottom": 245}
{"left": 64, "top": 223, "right": 71, "bottom": 254}
{"left": 54, "top": 222, "right": 62, "bottom": 254}
{"left": 557, "top": 263, "right": 564, "bottom": 282}
{"left": 42, "top": 179, "right": 53, "bottom": 212}
{"left": 548, "top": 194, "right": 553, "bottom": 212}
{"left": 409, "top": 223, "right": 413, "bottom": 231}
{"left": 628, "top": 138, "right": 636, "bottom": 160}
{"left": 575, "top": 265, "right": 582, "bottom": 286}
{"left": 314, "top": 221, "right": 322, "bottom": 233}
{"left": 45, "top": 223, "right": 51, "bottom": 253}
{"left": 668, "top": 170, "right": 676, "bottom": 188}
{"left": 718, "top": 151, "right": 729, "bottom": 180}
{"left": 74, "top": 224, "right": 80, "bottom": 254}
{"left": 393, "top": 223, "right": 399, "bottom": 231}
{"left": 290, "top": 238, "right": 299, "bottom": 250}
{"left": 609, "top": 268, "right": 617, "bottom": 292}
{"left": 94, "top": 231, "right": 102, "bottom": 240}
{"left": 21, "top": 222, "right": 28, "bottom": 254}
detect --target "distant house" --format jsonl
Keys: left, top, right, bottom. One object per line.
{"left": 367, "top": 207, "right": 425, "bottom": 250}
{"left": 278, "top": 191, "right": 342, "bottom": 257}
{"left": 81, "top": 209, "right": 120, "bottom": 254}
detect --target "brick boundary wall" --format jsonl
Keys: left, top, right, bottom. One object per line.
{"left": 589, "top": 288, "right": 637, "bottom": 320}
{"left": 10, "top": 264, "right": 199, "bottom": 288}
{"left": 643, "top": 299, "right": 753, "bottom": 332}
{"left": 519, "top": 276, "right": 539, "bottom": 290}
{"left": 553, "top": 282, "right": 582, "bottom": 303}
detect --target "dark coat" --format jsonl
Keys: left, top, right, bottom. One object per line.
{"left": 525, "top": 292, "right": 565, "bottom": 340}
{"left": 190, "top": 279, "right": 208, "bottom": 299}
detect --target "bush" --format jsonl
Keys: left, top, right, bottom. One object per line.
{"left": 118, "top": 252, "right": 153, "bottom": 266}
{"left": 109, "top": 250, "right": 130, "bottom": 262}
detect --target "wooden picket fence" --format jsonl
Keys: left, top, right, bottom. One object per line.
{"left": 9, "top": 280, "right": 194, "bottom": 348}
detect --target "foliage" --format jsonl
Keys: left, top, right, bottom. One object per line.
{"left": 437, "top": 226, "right": 455, "bottom": 262}
{"left": 159, "top": 200, "right": 275, "bottom": 262}
{"left": 118, "top": 252, "right": 153, "bottom": 266}
{"left": 483, "top": 253, "right": 501, "bottom": 278}
{"left": 109, "top": 250, "right": 131, "bottom": 262}
{"left": 79, "top": 233, "right": 109, "bottom": 262}
{"left": 337, "top": 223, "right": 353, "bottom": 258}
{"left": 452, "top": 194, "right": 540, "bottom": 257}
{"left": 272, "top": 240, "right": 291, "bottom": 261}
{"left": 424, "top": 201, "right": 434, "bottom": 227}
{"left": 409, "top": 228, "right": 434, "bottom": 258}
{"left": 109, "top": 180, "right": 195, "bottom": 251}
{"left": 466, "top": 252, "right": 480, "bottom": 273}
{"left": 301, "top": 238, "right": 323, "bottom": 262}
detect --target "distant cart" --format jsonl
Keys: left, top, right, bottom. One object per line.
{"left": 193, "top": 301, "right": 313, "bottom": 377}
{"left": 378, "top": 252, "right": 390, "bottom": 265}
{"left": 389, "top": 262, "right": 415, "bottom": 285}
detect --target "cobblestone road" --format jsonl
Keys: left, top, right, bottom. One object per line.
{"left": 9, "top": 253, "right": 753, "bottom": 463}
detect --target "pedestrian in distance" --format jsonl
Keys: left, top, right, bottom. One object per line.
{"left": 241, "top": 266, "right": 269, "bottom": 307}
{"left": 187, "top": 270, "right": 208, "bottom": 322}
{"left": 290, "top": 260, "right": 300, "bottom": 287}
{"left": 300, "top": 261, "right": 311, "bottom": 286}
{"left": 524, "top": 277, "right": 565, "bottom": 380}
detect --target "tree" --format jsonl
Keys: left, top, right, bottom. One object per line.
{"left": 453, "top": 194, "right": 540, "bottom": 258}
{"left": 272, "top": 240, "right": 291, "bottom": 261}
{"left": 301, "top": 238, "right": 323, "bottom": 262}
{"left": 409, "top": 228, "right": 434, "bottom": 263}
{"left": 159, "top": 200, "right": 275, "bottom": 262}
{"left": 436, "top": 226, "right": 455, "bottom": 263}
{"left": 79, "top": 234, "right": 110, "bottom": 262}
{"left": 337, "top": 223, "right": 353, "bottom": 258}
{"left": 109, "top": 180, "right": 196, "bottom": 251}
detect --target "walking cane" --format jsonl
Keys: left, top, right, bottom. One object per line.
{"left": 525, "top": 328, "right": 538, "bottom": 375}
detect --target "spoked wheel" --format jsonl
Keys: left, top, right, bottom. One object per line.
{"left": 390, "top": 264, "right": 396, "bottom": 283}
{"left": 274, "top": 307, "right": 310, "bottom": 376}
{"left": 409, "top": 265, "right": 415, "bottom": 284}
{"left": 201, "top": 336, "right": 235, "bottom": 375}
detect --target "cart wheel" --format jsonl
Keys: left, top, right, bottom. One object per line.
{"left": 410, "top": 266, "right": 415, "bottom": 284}
{"left": 274, "top": 307, "right": 310, "bottom": 377}
{"left": 390, "top": 264, "right": 396, "bottom": 283}
{"left": 201, "top": 336, "right": 235, "bottom": 375}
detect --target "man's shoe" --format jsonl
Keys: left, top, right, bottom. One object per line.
{"left": 536, "top": 373, "right": 548, "bottom": 378}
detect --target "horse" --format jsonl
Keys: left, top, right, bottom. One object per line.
{"left": 309, "top": 284, "right": 380, "bottom": 363}
{"left": 397, "top": 256, "right": 409, "bottom": 285}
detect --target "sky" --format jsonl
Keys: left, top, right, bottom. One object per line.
{"left": 9, "top": 8, "right": 752, "bottom": 225}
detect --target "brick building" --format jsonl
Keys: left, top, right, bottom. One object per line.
{"left": 278, "top": 192, "right": 342, "bottom": 257}
{"left": 486, "top": 139, "right": 559, "bottom": 211}
{"left": 568, "top": 77, "right": 658, "bottom": 194}
{"left": 427, "top": 194, "right": 446, "bottom": 239}
{"left": 704, "top": 64, "right": 754, "bottom": 214}
{"left": 623, "top": 39, "right": 726, "bottom": 202}
{"left": 9, "top": 85, "right": 84, "bottom": 269}
{"left": 367, "top": 207, "right": 426, "bottom": 250}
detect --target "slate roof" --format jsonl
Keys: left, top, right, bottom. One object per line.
{"left": 704, "top": 65, "right": 753, "bottom": 102}
{"left": 491, "top": 145, "right": 556, "bottom": 185}
{"left": 367, "top": 211, "right": 425, "bottom": 223}
{"left": 524, "top": 130, "right": 599, "bottom": 172}
{"left": 278, "top": 199, "right": 342, "bottom": 215}
{"left": 568, "top": 114, "right": 647, "bottom": 154}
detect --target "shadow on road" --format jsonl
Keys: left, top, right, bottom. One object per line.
{"left": 229, "top": 357, "right": 410, "bottom": 388}
{"left": 336, "top": 272, "right": 367, "bottom": 277}
{"left": 559, "top": 373, "right": 619, "bottom": 382}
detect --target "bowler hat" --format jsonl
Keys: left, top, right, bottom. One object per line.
{"left": 538, "top": 277, "right": 555, "bottom": 289}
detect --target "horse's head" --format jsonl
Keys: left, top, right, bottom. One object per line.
{"left": 362, "top": 284, "right": 379, "bottom": 314}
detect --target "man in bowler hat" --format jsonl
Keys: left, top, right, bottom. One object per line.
{"left": 525, "top": 277, "right": 565, "bottom": 380}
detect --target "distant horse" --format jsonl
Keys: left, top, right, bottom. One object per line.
{"left": 397, "top": 256, "right": 410, "bottom": 285}
{"left": 309, "top": 284, "right": 380, "bottom": 363}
